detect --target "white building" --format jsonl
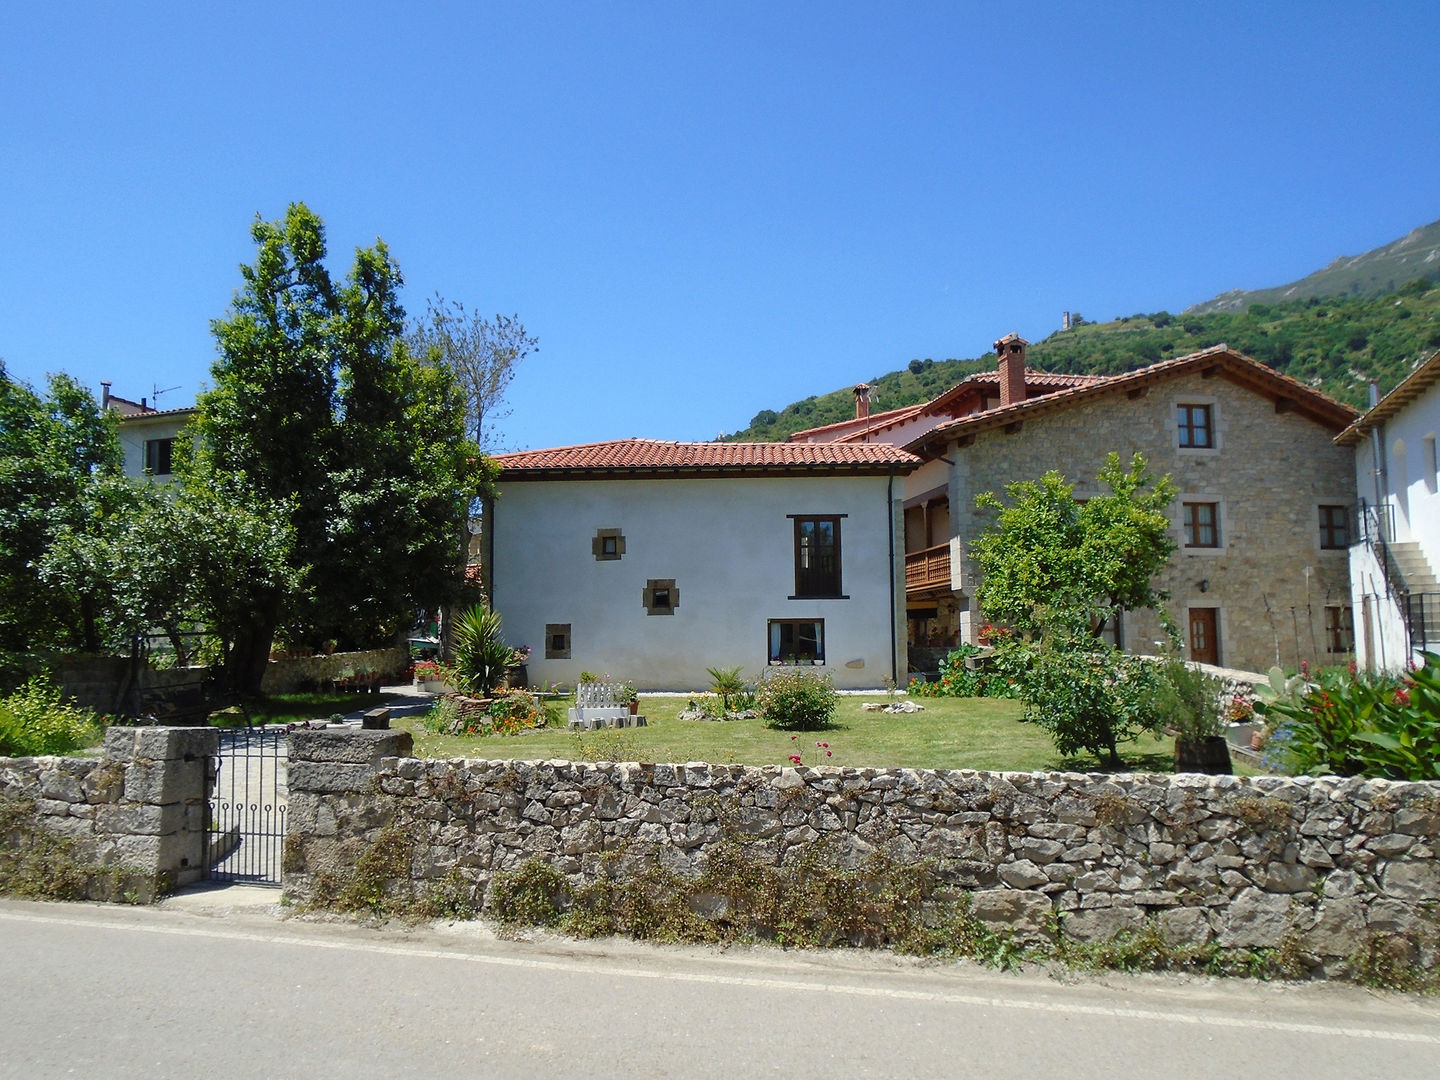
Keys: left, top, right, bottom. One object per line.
{"left": 101, "top": 383, "right": 195, "bottom": 479}
{"left": 1335, "top": 350, "right": 1440, "bottom": 671}
{"left": 486, "top": 439, "right": 919, "bottom": 690}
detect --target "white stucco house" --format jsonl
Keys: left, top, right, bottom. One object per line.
{"left": 1335, "top": 349, "right": 1440, "bottom": 671}
{"left": 485, "top": 439, "right": 920, "bottom": 690}
{"left": 102, "top": 383, "right": 196, "bottom": 480}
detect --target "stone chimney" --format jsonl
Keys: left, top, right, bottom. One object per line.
{"left": 100, "top": 381, "right": 111, "bottom": 410}
{"left": 994, "top": 333, "right": 1029, "bottom": 407}
{"left": 853, "top": 383, "right": 872, "bottom": 420}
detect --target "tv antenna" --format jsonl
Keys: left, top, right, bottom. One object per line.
{"left": 151, "top": 383, "right": 182, "bottom": 405}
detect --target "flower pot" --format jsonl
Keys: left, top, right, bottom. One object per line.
{"left": 1174, "top": 736, "right": 1233, "bottom": 775}
{"left": 506, "top": 664, "right": 528, "bottom": 689}
{"left": 628, "top": 700, "right": 639, "bottom": 715}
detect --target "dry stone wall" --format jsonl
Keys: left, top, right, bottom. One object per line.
{"left": 285, "top": 731, "right": 1439, "bottom": 972}
{"left": 0, "top": 728, "right": 218, "bottom": 901}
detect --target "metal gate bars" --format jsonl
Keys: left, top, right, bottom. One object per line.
{"left": 206, "top": 727, "right": 288, "bottom": 886}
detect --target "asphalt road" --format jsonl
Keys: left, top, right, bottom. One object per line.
{"left": 1, "top": 897, "right": 1437, "bottom": 1080}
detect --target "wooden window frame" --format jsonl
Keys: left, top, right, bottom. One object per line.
{"left": 1325, "top": 605, "right": 1355, "bottom": 654}
{"left": 1182, "top": 501, "right": 1220, "bottom": 548}
{"left": 789, "top": 514, "right": 846, "bottom": 599}
{"left": 1177, "top": 403, "right": 1214, "bottom": 450}
{"left": 1318, "top": 505, "right": 1350, "bottom": 550}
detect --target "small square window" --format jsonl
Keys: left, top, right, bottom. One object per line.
{"left": 643, "top": 579, "right": 677, "bottom": 616}
{"left": 1183, "top": 502, "right": 1219, "bottom": 548}
{"left": 1318, "top": 505, "right": 1350, "bottom": 549}
{"left": 545, "top": 623, "right": 571, "bottom": 659}
{"left": 1177, "top": 404, "right": 1214, "bottom": 449}
{"left": 768, "top": 619, "right": 824, "bottom": 664}
{"left": 592, "top": 528, "right": 625, "bottom": 561}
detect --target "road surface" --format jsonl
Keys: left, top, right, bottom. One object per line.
{"left": 0, "top": 897, "right": 1436, "bottom": 1079}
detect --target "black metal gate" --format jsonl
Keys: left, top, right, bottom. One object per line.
{"left": 206, "top": 727, "right": 288, "bottom": 886}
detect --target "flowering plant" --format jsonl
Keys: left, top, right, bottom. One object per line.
{"left": 785, "top": 734, "right": 835, "bottom": 766}
{"left": 412, "top": 660, "right": 445, "bottom": 682}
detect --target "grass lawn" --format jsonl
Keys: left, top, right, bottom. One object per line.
{"left": 394, "top": 693, "right": 1261, "bottom": 775}
{"left": 231, "top": 691, "right": 404, "bottom": 727}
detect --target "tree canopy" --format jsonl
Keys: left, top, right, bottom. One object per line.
{"left": 191, "top": 203, "right": 486, "bottom": 690}
{"left": 973, "top": 452, "right": 1177, "bottom": 640}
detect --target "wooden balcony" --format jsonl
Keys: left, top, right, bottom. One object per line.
{"left": 905, "top": 542, "right": 951, "bottom": 594}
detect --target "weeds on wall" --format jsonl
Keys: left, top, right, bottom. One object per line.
{"left": 0, "top": 793, "right": 152, "bottom": 903}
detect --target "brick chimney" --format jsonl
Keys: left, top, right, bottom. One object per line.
{"left": 994, "top": 333, "right": 1029, "bottom": 407}
{"left": 853, "top": 383, "right": 872, "bottom": 420}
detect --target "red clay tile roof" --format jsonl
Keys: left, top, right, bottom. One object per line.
{"left": 907, "top": 346, "right": 1357, "bottom": 455}
{"left": 1334, "top": 349, "right": 1440, "bottom": 446}
{"left": 495, "top": 438, "right": 920, "bottom": 477}
{"left": 787, "top": 403, "right": 928, "bottom": 442}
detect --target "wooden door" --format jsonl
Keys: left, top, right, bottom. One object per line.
{"left": 1188, "top": 607, "right": 1219, "bottom": 665}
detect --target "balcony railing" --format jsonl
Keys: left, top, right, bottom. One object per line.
{"left": 905, "top": 542, "right": 951, "bottom": 592}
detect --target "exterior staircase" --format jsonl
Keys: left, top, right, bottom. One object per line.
{"left": 1387, "top": 541, "right": 1440, "bottom": 650}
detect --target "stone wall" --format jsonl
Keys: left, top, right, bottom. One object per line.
{"left": 261, "top": 647, "right": 410, "bottom": 694}
{"left": 0, "top": 727, "right": 218, "bottom": 901}
{"left": 285, "top": 731, "right": 1439, "bottom": 973}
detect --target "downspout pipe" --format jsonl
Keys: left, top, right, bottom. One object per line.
{"left": 887, "top": 466, "right": 899, "bottom": 688}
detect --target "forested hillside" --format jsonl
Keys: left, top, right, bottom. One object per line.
{"left": 726, "top": 279, "right": 1440, "bottom": 442}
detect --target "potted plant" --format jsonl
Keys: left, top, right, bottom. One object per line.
{"left": 412, "top": 659, "right": 448, "bottom": 694}
{"left": 506, "top": 645, "right": 531, "bottom": 689}
{"left": 618, "top": 680, "right": 639, "bottom": 714}
{"left": 1159, "top": 657, "right": 1231, "bottom": 774}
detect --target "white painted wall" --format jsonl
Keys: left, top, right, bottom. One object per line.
{"left": 117, "top": 413, "right": 195, "bottom": 479}
{"left": 1350, "top": 377, "right": 1440, "bottom": 671}
{"left": 490, "top": 473, "right": 906, "bottom": 690}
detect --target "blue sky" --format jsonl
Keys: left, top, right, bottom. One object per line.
{"left": 3, "top": 2, "right": 1438, "bottom": 449}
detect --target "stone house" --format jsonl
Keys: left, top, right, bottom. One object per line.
{"left": 485, "top": 439, "right": 919, "bottom": 690}
{"left": 1335, "top": 349, "right": 1440, "bottom": 671}
{"left": 792, "top": 337, "right": 1360, "bottom": 674}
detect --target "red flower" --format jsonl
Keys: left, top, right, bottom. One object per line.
{"left": 1394, "top": 687, "right": 1411, "bottom": 706}
{"left": 788, "top": 754, "right": 802, "bottom": 765}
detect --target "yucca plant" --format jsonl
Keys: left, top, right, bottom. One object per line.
{"left": 451, "top": 605, "right": 514, "bottom": 696}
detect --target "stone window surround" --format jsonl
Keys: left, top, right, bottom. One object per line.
{"left": 545, "top": 623, "right": 571, "bottom": 659}
{"left": 592, "top": 528, "right": 626, "bottom": 561}
{"left": 1172, "top": 395, "right": 1222, "bottom": 456}
{"left": 1314, "top": 500, "right": 1354, "bottom": 552}
{"left": 643, "top": 579, "right": 677, "bottom": 616}
{"left": 1177, "top": 495, "right": 1226, "bottom": 554}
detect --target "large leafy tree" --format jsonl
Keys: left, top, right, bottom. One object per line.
{"left": 191, "top": 203, "right": 482, "bottom": 691}
{"left": 0, "top": 362, "right": 125, "bottom": 675}
{"left": 973, "top": 453, "right": 1178, "bottom": 766}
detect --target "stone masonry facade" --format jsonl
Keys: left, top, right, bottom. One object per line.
{"left": 946, "top": 370, "right": 1356, "bottom": 673}
{"left": 286, "top": 731, "right": 1439, "bottom": 972}
{"left": 0, "top": 727, "right": 218, "bottom": 901}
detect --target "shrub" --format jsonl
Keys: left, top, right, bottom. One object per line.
{"left": 0, "top": 678, "right": 103, "bottom": 757}
{"left": 756, "top": 667, "right": 836, "bottom": 731}
{"left": 1256, "top": 654, "right": 1440, "bottom": 779}
{"left": 909, "top": 643, "right": 1018, "bottom": 699}
{"left": 1154, "top": 657, "right": 1225, "bottom": 739}
{"left": 451, "top": 606, "right": 513, "bottom": 696}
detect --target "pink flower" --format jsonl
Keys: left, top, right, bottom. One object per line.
{"left": 825, "top": 750, "right": 832, "bottom": 757}
{"left": 788, "top": 754, "right": 802, "bottom": 765}
{"left": 1394, "top": 687, "right": 1411, "bottom": 706}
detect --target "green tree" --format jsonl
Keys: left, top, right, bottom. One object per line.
{"left": 973, "top": 453, "right": 1178, "bottom": 766}
{"left": 191, "top": 203, "right": 483, "bottom": 692}
{"left": 973, "top": 453, "right": 1176, "bottom": 640}
{"left": 0, "top": 363, "right": 124, "bottom": 676}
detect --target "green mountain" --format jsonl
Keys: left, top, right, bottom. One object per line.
{"left": 727, "top": 225, "right": 1440, "bottom": 443}
{"left": 1187, "top": 219, "right": 1440, "bottom": 315}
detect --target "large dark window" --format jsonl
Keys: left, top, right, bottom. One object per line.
{"left": 145, "top": 437, "right": 175, "bottom": 475}
{"left": 768, "top": 619, "right": 824, "bottom": 664}
{"left": 1177, "top": 404, "right": 1213, "bottom": 449}
{"left": 1325, "top": 606, "right": 1354, "bottom": 653}
{"left": 792, "top": 515, "right": 843, "bottom": 598}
